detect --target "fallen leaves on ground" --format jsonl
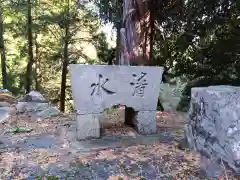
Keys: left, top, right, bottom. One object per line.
{"left": 102, "top": 109, "right": 186, "bottom": 137}
{"left": 0, "top": 107, "right": 238, "bottom": 180}
{"left": 72, "top": 141, "right": 202, "bottom": 179}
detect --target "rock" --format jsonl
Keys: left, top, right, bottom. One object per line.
{"left": 0, "top": 93, "right": 16, "bottom": 104}
{"left": 35, "top": 107, "right": 60, "bottom": 120}
{"left": 25, "top": 102, "right": 50, "bottom": 112}
{"left": 0, "top": 102, "right": 10, "bottom": 107}
{"left": 0, "top": 89, "right": 10, "bottom": 93}
{"left": 0, "top": 109, "right": 10, "bottom": 123}
{"left": 34, "top": 103, "right": 51, "bottom": 111}
{"left": 69, "top": 65, "right": 164, "bottom": 139}
{"left": 15, "top": 92, "right": 59, "bottom": 122}
{"left": 16, "top": 102, "right": 51, "bottom": 113}
{"left": 200, "top": 155, "right": 223, "bottom": 179}
{"left": 186, "top": 85, "right": 240, "bottom": 173}
{"left": 0, "top": 106, "right": 14, "bottom": 113}
{"left": 21, "top": 91, "right": 46, "bottom": 102}
{"left": 16, "top": 102, "right": 27, "bottom": 113}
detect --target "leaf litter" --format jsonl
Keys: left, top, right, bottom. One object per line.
{"left": 0, "top": 107, "right": 238, "bottom": 179}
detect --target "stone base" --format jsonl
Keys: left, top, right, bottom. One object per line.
{"left": 125, "top": 109, "right": 157, "bottom": 134}
{"left": 76, "top": 114, "right": 100, "bottom": 140}
{"left": 76, "top": 110, "right": 157, "bottom": 140}
{"left": 135, "top": 111, "right": 157, "bottom": 134}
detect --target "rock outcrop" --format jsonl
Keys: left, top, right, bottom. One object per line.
{"left": 185, "top": 86, "right": 240, "bottom": 173}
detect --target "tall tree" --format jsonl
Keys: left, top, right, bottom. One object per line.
{"left": 60, "top": 0, "right": 70, "bottom": 112}
{"left": 25, "top": 0, "right": 34, "bottom": 92}
{"left": 0, "top": 4, "right": 8, "bottom": 89}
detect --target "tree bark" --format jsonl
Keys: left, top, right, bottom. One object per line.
{"left": 34, "top": 1, "right": 40, "bottom": 91}
{"left": 60, "top": 26, "right": 69, "bottom": 112}
{"left": 60, "top": 2, "right": 70, "bottom": 112}
{"left": 149, "top": 0, "right": 155, "bottom": 65}
{"left": 34, "top": 34, "right": 40, "bottom": 91}
{"left": 115, "top": 21, "right": 121, "bottom": 65}
{"left": 26, "top": 0, "right": 34, "bottom": 93}
{"left": 0, "top": 6, "right": 7, "bottom": 89}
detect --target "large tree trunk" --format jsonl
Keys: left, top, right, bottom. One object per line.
{"left": 119, "top": 0, "right": 133, "bottom": 65}
{"left": 119, "top": 0, "right": 150, "bottom": 66}
{"left": 149, "top": 0, "right": 155, "bottom": 65}
{"left": 120, "top": 0, "right": 164, "bottom": 111}
{"left": 25, "top": 0, "right": 34, "bottom": 93}
{"left": 0, "top": 6, "right": 7, "bottom": 89}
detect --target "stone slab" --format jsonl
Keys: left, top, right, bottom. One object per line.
{"left": 76, "top": 114, "right": 101, "bottom": 140}
{"left": 186, "top": 85, "right": 240, "bottom": 173}
{"left": 68, "top": 64, "right": 164, "bottom": 114}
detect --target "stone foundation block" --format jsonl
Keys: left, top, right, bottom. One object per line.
{"left": 135, "top": 111, "right": 157, "bottom": 134}
{"left": 76, "top": 114, "right": 101, "bottom": 140}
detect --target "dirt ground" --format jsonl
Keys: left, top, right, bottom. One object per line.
{"left": 0, "top": 106, "right": 238, "bottom": 180}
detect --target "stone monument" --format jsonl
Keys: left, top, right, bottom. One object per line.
{"left": 185, "top": 85, "right": 240, "bottom": 174}
{"left": 68, "top": 64, "right": 164, "bottom": 140}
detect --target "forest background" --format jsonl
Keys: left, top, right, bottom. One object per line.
{"left": 0, "top": 0, "right": 239, "bottom": 112}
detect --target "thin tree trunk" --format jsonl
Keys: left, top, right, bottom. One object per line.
{"left": 34, "top": 0, "right": 40, "bottom": 91}
{"left": 35, "top": 34, "right": 40, "bottom": 91}
{"left": 0, "top": 6, "right": 7, "bottom": 89}
{"left": 26, "top": 0, "right": 34, "bottom": 93}
{"left": 60, "top": 2, "right": 70, "bottom": 112}
{"left": 115, "top": 21, "right": 121, "bottom": 65}
{"left": 60, "top": 26, "right": 69, "bottom": 112}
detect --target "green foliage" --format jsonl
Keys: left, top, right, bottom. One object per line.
{"left": 92, "top": 32, "right": 116, "bottom": 64}
{"left": 92, "top": 0, "right": 123, "bottom": 27}
{"left": 36, "top": 175, "right": 60, "bottom": 180}
{"left": 151, "top": 0, "right": 240, "bottom": 110}
{"left": 0, "top": 0, "right": 111, "bottom": 112}
{"left": 1, "top": 0, "right": 239, "bottom": 112}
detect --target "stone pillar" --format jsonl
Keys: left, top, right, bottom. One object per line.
{"left": 125, "top": 108, "right": 157, "bottom": 134}
{"left": 76, "top": 113, "right": 101, "bottom": 140}
{"left": 135, "top": 111, "right": 157, "bottom": 134}
{"left": 185, "top": 85, "right": 240, "bottom": 173}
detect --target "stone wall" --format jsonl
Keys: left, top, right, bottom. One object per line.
{"left": 185, "top": 86, "right": 240, "bottom": 173}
